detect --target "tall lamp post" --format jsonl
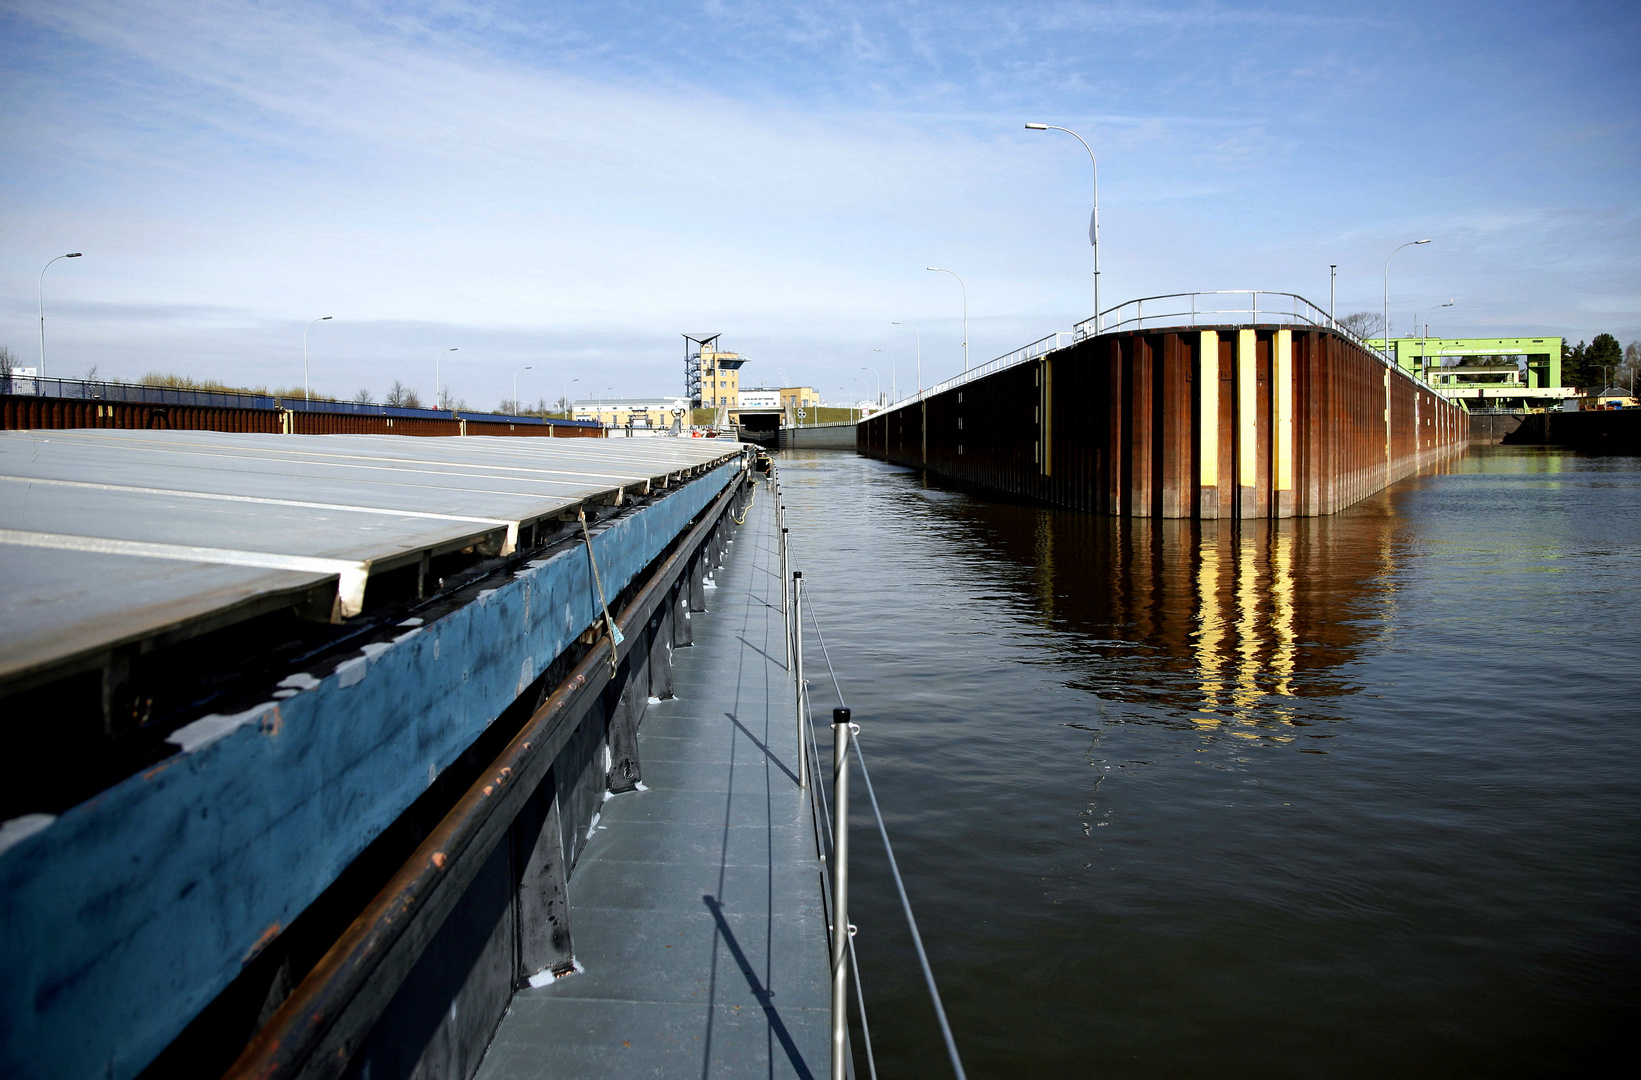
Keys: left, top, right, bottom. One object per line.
{"left": 892, "top": 320, "right": 921, "bottom": 397}
{"left": 872, "top": 348, "right": 894, "bottom": 403}
{"left": 1026, "top": 122, "right": 1100, "bottom": 332}
{"left": 514, "top": 365, "right": 532, "bottom": 415}
{"left": 435, "top": 348, "right": 458, "bottom": 411}
{"left": 562, "top": 377, "right": 579, "bottom": 419}
{"left": 303, "top": 315, "right": 333, "bottom": 401}
{"left": 861, "top": 365, "right": 880, "bottom": 408}
{"left": 925, "top": 267, "right": 968, "bottom": 371}
{"left": 1414, "top": 300, "right": 1453, "bottom": 381}
{"left": 39, "top": 252, "right": 83, "bottom": 378}
{"left": 1382, "top": 239, "right": 1432, "bottom": 364}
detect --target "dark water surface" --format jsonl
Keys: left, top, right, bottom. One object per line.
{"left": 774, "top": 446, "right": 1641, "bottom": 1080}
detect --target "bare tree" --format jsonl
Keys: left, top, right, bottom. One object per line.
{"left": 0, "top": 345, "right": 14, "bottom": 393}
{"left": 353, "top": 387, "right": 372, "bottom": 404}
{"left": 1337, "top": 311, "right": 1384, "bottom": 340}
{"left": 437, "top": 386, "right": 467, "bottom": 412}
{"left": 1621, "top": 341, "right": 1641, "bottom": 392}
{"left": 384, "top": 381, "right": 423, "bottom": 408}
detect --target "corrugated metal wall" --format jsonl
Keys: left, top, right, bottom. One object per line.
{"left": 0, "top": 398, "right": 605, "bottom": 438}
{"left": 858, "top": 326, "right": 1468, "bottom": 518}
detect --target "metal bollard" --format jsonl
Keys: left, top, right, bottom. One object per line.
{"left": 792, "top": 571, "right": 808, "bottom": 789}
{"left": 829, "top": 705, "right": 852, "bottom": 1080}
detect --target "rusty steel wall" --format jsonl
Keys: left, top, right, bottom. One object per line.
{"left": 1, "top": 398, "right": 606, "bottom": 439}
{"left": 858, "top": 325, "right": 1468, "bottom": 519}
{"left": 1, "top": 397, "right": 281, "bottom": 433}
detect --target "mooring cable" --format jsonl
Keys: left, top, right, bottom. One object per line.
{"left": 578, "top": 506, "right": 623, "bottom": 678}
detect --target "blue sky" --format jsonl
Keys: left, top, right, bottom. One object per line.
{"left": 2, "top": 0, "right": 1637, "bottom": 408}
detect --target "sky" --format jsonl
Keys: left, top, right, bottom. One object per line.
{"left": 2, "top": 0, "right": 1637, "bottom": 409}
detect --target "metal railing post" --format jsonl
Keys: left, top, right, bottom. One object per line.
{"left": 830, "top": 705, "right": 851, "bottom": 1080}
{"left": 793, "top": 571, "right": 808, "bottom": 789}
{"left": 780, "top": 518, "right": 791, "bottom": 670}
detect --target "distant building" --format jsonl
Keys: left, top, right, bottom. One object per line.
{"left": 1582, "top": 386, "right": 1638, "bottom": 410}
{"left": 1366, "top": 336, "right": 1573, "bottom": 411}
{"left": 778, "top": 387, "right": 820, "bottom": 410}
{"left": 572, "top": 397, "right": 687, "bottom": 429}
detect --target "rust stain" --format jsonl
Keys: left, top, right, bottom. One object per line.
{"left": 259, "top": 705, "right": 282, "bottom": 737}
{"left": 482, "top": 784, "right": 494, "bottom": 796}
{"left": 241, "top": 922, "right": 283, "bottom": 964}
{"left": 431, "top": 852, "right": 446, "bottom": 869}
{"left": 142, "top": 759, "right": 178, "bottom": 782}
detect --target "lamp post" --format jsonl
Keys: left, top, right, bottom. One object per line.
{"left": 1382, "top": 239, "right": 1432, "bottom": 363}
{"left": 925, "top": 267, "right": 968, "bottom": 371}
{"left": 562, "top": 377, "right": 579, "bottom": 420}
{"left": 302, "top": 316, "right": 333, "bottom": 401}
{"left": 861, "top": 365, "right": 880, "bottom": 407}
{"left": 1329, "top": 264, "right": 1337, "bottom": 324}
{"left": 435, "top": 348, "right": 457, "bottom": 411}
{"left": 1026, "top": 122, "right": 1100, "bottom": 331}
{"left": 872, "top": 348, "right": 894, "bottom": 403}
{"left": 514, "top": 365, "right": 532, "bottom": 415}
{"left": 892, "top": 321, "right": 922, "bottom": 397}
{"left": 39, "top": 252, "right": 83, "bottom": 378}
{"left": 1414, "top": 301, "right": 1453, "bottom": 381}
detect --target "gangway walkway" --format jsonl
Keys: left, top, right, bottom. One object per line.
{"left": 475, "top": 477, "right": 829, "bottom": 1079}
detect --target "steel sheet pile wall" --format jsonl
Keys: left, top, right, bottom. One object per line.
{"left": 858, "top": 326, "right": 1467, "bottom": 517}
{"left": 2, "top": 396, "right": 282, "bottom": 433}
{"left": 2, "top": 397, "right": 603, "bottom": 437}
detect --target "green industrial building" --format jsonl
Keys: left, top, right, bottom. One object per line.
{"left": 1364, "top": 336, "right": 1570, "bottom": 411}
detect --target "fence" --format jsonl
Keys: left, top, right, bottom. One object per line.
{"left": 771, "top": 469, "right": 967, "bottom": 1080}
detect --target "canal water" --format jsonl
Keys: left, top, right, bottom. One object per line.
{"left": 775, "top": 446, "right": 1640, "bottom": 1080}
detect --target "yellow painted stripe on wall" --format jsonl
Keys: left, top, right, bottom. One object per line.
{"left": 1237, "top": 329, "right": 1257, "bottom": 487}
{"left": 1199, "top": 331, "right": 1218, "bottom": 488}
{"left": 1043, "top": 358, "right": 1053, "bottom": 477}
{"left": 1276, "top": 329, "right": 1294, "bottom": 491}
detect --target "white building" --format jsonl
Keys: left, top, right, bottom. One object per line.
{"left": 737, "top": 389, "right": 780, "bottom": 409}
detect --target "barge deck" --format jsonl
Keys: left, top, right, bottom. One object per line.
{"left": 475, "top": 477, "right": 829, "bottom": 1079}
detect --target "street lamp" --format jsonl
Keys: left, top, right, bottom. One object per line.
{"left": 1414, "top": 300, "right": 1453, "bottom": 381}
{"left": 873, "top": 348, "right": 894, "bottom": 403}
{"left": 1382, "top": 239, "right": 1432, "bottom": 363}
{"left": 925, "top": 267, "right": 968, "bottom": 371}
{"left": 514, "top": 365, "right": 532, "bottom": 415}
{"left": 562, "top": 377, "right": 579, "bottom": 420}
{"left": 436, "top": 348, "right": 457, "bottom": 410}
{"left": 861, "top": 365, "right": 880, "bottom": 407}
{"left": 1026, "top": 123, "right": 1101, "bottom": 332}
{"left": 892, "top": 321, "right": 922, "bottom": 397}
{"left": 39, "top": 252, "right": 83, "bottom": 378}
{"left": 302, "top": 316, "right": 334, "bottom": 401}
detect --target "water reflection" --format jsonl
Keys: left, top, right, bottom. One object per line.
{"left": 911, "top": 491, "right": 1417, "bottom": 741}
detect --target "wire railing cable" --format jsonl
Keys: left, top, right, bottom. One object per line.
{"left": 796, "top": 599, "right": 879, "bottom": 1080}
{"left": 850, "top": 732, "right": 967, "bottom": 1080}
{"left": 791, "top": 559, "right": 968, "bottom": 1080}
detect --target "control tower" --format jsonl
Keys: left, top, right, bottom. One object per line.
{"left": 682, "top": 333, "right": 749, "bottom": 417}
